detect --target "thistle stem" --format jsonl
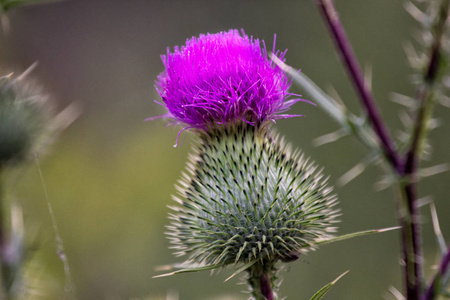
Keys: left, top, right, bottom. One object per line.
{"left": 398, "top": 181, "right": 422, "bottom": 300}
{"left": 315, "top": 0, "right": 402, "bottom": 171}
{"left": 314, "top": 2, "right": 420, "bottom": 295}
{"left": 315, "top": 0, "right": 450, "bottom": 299}
{"left": 259, "top": 273, "right": 274, "bottom": 300}
{"left": 400, "top": 1, "right": 449, "bottom": 298}
{"left": 247, "top": 262, "right": 277, "bottom": 300}
{"left": 398, "top": 87, "right": 436, "bottom": 299}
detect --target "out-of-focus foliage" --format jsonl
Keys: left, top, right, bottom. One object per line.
{"left": 2, "top": 0, "right": 449, "bottom": 299}
{"left": 0, "top": 0, "right": 64, "bottom": 13}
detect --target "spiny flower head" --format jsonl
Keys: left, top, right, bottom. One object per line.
{"left": 167, "top": 123, "right": 339, "bottom": 268}
{"left": 153, "top": 29, "right": 304, "bottom": 133}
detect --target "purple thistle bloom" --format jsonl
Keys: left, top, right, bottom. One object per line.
{"left": 151, "top": 29, "right": 309, "bottom": 139}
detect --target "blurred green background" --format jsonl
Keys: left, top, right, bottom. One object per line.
{"left": 1, "top": 0, "right": 449, "bottom": 299}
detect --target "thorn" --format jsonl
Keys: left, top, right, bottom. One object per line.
{"left": 312, "top": 129, "right": 348, "bottom": 147}
{"left": 376, "top": 226, "right": 401, "bottom": 233}
{"left": 430, "top": 202, "right": 447, "bottom": 254}
{"left": 403, "top": 1, "right": 429, "bottom": 25}
{"left": 332, "top": 270, "right": 349, "bottom": 284}
{"left": 153, "top": 272, "right": 176, "bottom": 279}
{"left": 17, "top": 62, "right": 39, "bottom": 81}
{"left": 387, "top": 286, "right": 406, "bottom": 300}
{"left": 337, "top": 154, "right": 376, "bottom": 187}
{"left": 418, "top": 163, "right": 449, "bottom": 179}
{"left": 364, "top": 62, "right": 373, "bottom": 91}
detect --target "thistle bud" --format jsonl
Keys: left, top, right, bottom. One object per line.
{"left": 0, "top": 72, "right": 53, "bottom": 166}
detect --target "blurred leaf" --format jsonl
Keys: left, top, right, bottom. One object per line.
{"left": 0, "top": 0, "right": 65, "bottom": 12}
{"left": 308, "top": 270, "right": 348, "bottom": 300}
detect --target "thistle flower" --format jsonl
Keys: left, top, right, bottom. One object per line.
{"left": 152, "top": 29, "right": 308, "bottom": 138}
{"left": 153, "top": 30, "right": 339, "bottom": 299}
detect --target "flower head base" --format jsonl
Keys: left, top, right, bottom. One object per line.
{"left": 154, "top": 30, "right": 304, "bottom": 133}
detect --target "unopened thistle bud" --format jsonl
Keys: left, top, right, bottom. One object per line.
{"left": 153, "top": 30, "right": 339, "bottom": 299}
{"left": 0, "top": 72, "right": 53, "bottom": 166}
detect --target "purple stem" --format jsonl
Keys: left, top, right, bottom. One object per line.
{"left": 314, "top": 1, "right": 427, "bottom": 299}
{"left": 260, "top": 273, "right": 274, "bottom": 300}
{"left": 316, "top": 0, "right": 402, "bottom": 172}
{"left": 315, "top": 0, "right": 448, "bottom": 299}
{"left": 402, "top": 181, "right": 423, "bottom": 300}
{"left": 403, "top": 1, "right": 449, "bottom": 297}
{"left": 400, "top": 85, "right": 432, "bottom": 299}
{"left": 423, "top": 244, "right": 450, "bottom": 300}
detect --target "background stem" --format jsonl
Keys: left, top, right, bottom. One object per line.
{"left": 401, "top": 1, "right": 449, "bottom": 298}
{"left": 315, "top": 0, "right": 449, "bottom": 299}
{"left": 316, "top": 0, "right": 401, "bottom": 171}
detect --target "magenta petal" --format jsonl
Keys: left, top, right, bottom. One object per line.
{"left": 152, "top": 29, "right": 304, "bottom": 131}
